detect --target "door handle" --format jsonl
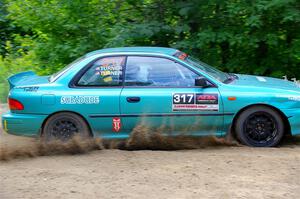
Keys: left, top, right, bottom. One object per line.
{"left": 127, "top": 97, "right": 141, "bottom": 103}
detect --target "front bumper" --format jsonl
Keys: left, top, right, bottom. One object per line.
{"left": 1, "top": 112, "right": 47, "bottom": 137}
{"left": 283, "top": 109, "right": 300, "bottom": 136}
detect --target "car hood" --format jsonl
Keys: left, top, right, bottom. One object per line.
{"left": 232, "top": 74, "right": 300, "bottom": 92}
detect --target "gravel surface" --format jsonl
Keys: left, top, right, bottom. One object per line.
{"left": 1, "top": 104, "right": 300, "bottom": 199}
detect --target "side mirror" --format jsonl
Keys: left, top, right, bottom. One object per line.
{"left": 195, "top": 77, "right": 210, "bottom": 87}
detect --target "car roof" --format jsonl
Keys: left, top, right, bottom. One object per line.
{"left": 86, "top": 47, "right": 178, "bottom": 57}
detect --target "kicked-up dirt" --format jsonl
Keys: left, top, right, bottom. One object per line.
{"left": 1, "top": 104, "right": 300, "bottom": 199}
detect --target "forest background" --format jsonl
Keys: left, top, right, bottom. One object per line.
{"left": 0, "top": 0, "right": 299, "bottom": 102}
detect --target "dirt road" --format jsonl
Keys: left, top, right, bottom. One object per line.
{"left": 1, "top": 104, "right": 300, "bottom": 199}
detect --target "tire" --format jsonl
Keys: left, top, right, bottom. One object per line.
{"left": 235, "top": 106, "right": 284, "bottom": 147}
{"left": 42, "top": 112, "right": 90, "bottom": 142}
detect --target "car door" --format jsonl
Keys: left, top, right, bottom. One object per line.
{"left": 120, "top": 56, "right": 224, "bottom": 136}
{"left": 69, "top": 56, "right": 126, "bottom": 138}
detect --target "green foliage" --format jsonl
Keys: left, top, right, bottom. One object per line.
{"left": 0, "top": 0, "right": 299, "bottom": 102}
{"left": 0, "top": 37, "right": 39, "bottom": 101}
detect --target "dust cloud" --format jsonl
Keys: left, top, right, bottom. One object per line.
{"left": 0, "top": 125, "right": 238, "bottom": 161}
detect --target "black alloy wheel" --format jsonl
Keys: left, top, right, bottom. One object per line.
{"left": 235, "top": 106, "right": 284, "bottom": 147}
{"left": 42, "top": 112, "right": 90, "bottom": 142}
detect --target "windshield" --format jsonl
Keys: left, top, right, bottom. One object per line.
{"left": 49, "top": 55, "right": 86, "bottom": 82}
{"left": 185, "top": 56, "right": 229, "bottom": 82}
{"left": 173, "top": 51, "right": 229, "bottom": 82}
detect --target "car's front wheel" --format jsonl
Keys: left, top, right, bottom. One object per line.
{"left": 42, "top": 112, "right": 90, "bottom": 142}
{"left": 235, "top": 106, "right": 284, "bottom": 147}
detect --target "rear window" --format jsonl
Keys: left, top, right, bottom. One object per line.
{"left": 77, "top": 56, "right": 125, "bottom": 86}
{"left": 49, "top": 55, "right": 86, "bottom": 82}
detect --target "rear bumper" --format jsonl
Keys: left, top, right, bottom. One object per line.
{"left": 1, "top": 112, "right": 47, "bottom": 137}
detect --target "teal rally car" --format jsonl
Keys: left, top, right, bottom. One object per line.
{"left": 2, "top": 47, "right": 300, "bottom": 147}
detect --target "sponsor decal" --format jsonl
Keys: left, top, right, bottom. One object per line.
{"left": 60, "top": 96, "right": 100, "bottom": 104}
{"left": 276, "top": 95, "right": 300, "bottom": 101}
{"left": 172, "top": 93, "right": 219, "bottom": 111}
{"left": 94, "top": 57, "right": 125, "bottom": 83}
{"left": 96, "top": 65, "right": 122, "bottom": 76}
{"left": 16, "top": 86, "right": 39, "bottom": 92}
{"left": 112, "top": 117, "right": 121, "bottom": 132}
{"left": 288, "top": 96, "right": 300, "bottom": 101}
{"left": 196, "top": 94, "right": 218, "bottom": 104}
{"left": 173, "top": 51, "right": 188, "bottom": 60}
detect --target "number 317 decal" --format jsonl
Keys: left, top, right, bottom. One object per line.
{"left": 173, "top": 93, "right": 195, "bottom": 104}
{"left": 172, "top": 93, "right": 219, "bottom": 111}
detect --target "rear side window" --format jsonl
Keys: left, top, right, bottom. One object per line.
{"left": 50, "top": 55, "right": 86, "bottom": 82}
{"left": 125, "top": 56, "right": 199, "bottom": 87}
{"left": 77, "top": 56, "right": 125, "bottom": 86}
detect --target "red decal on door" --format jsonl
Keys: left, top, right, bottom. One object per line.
{"left": 112, "top": 117, "right": 121, "bottom": 132}
{"left": 197, "top": 95, "right": 217, "bottom": 101}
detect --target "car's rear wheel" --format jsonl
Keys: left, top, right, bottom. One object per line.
{"left": 235, "top": 106, "right": 284, "bottom": 147}
{"left": 42, "top": 112, "right": 90, "bottom": 142}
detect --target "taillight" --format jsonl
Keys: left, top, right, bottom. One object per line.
{"left": 8, "top": 98, "right": 24, "bottom": 110}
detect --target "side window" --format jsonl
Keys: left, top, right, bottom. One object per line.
{"left": 125, "top": 56, "right": 199, "bottom": 87}
{"left": 77, "top": 56, "right": 125, "bottom": 86}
